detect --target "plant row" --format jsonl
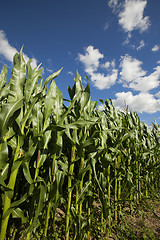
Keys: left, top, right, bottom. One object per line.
{"left": 0, "top": 49, "right": 159, "bottom": 239}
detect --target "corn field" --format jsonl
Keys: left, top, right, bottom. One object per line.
{"left": 0, "top": 49, "right": 159, "bottom": 239}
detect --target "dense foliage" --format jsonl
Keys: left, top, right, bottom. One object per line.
{"left": 0, "top": 49, "right": 159, "bottom": 239}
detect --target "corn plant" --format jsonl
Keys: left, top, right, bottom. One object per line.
{"left": 0, "top": 50, "right": 159, "bottom": 240}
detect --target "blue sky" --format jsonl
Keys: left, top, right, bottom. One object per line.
{"left": 0, "top": 0, "right": 160, "bottom": 126}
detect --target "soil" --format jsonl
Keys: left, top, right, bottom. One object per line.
{"left": 107, "top": 199, "right": 160, "bottom": 240}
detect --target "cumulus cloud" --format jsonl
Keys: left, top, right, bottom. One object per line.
{"left": 155, "top": 91, "right": 160, "bottom": 99}
{"left": 0, "top": 30, "right": 17, "bottom": 62}
{"left": 78, "top": 46, "right": 160, "bottom": 113}
{"left": 78, "top": 46, "right": 104, "bottom": 75}
{"left": 137, "top": 40, "right": 145, "bottom": 50}
{"left": 120, "top": 55, "right": 146, "bottom": 82}
{"left": 78, "top": 46, "right": 118, "bottom": 89}
{"left": 101, "top": 60, "right": 116, "bottom": 69}
{"left": 46, "top": 68, "right": 53, "bottom": 73}
{"left": 113, "top": 91, "right": 160, "bottom": 113}
{"left": 120, "top": 54, "right": 160, "bottom": 92}
{"left": 101, "top": 61, "right": 110, "bottom": 69}
{"left": 67, "top": 71, "right": 74, "bottom": 75}
{"left": 152, "top": 44, "right": 160, "bottom": 52}
{"left": 0, "top": 30, "right": 37, "bottom": 68}
{"left": 108, "top": 0, "right": 150, "bottom": 34}
{"left": 89, "top": 70, "right": 118, "bottom": 90}
{"left": 108, "top": 0, "right": 120, "bottom": 12}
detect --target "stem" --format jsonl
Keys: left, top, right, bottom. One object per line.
{"left": 114, "top": 157, "right": 118, "bottom": 222}
{"left": 79, "top": 148, "right": 85, "bottom": 227}
{"left": 34, "top": 149, "right": 41, "bottom": 182}
{"left": 87, "top": 168, "right": 92, "bottom": 240}
{"left": 27, "top": 149, "right": 41, "bottom": 240}
{"left": 75, "top": 186, "right": 79, "bottom": 214}
{"left": 101, "top": 211, "right": 104, "bottom": 238}
{"left": 118, "top": 155, "right": 121, "bottom": 217}
{"left": 44, "top": 201, "right": 51, "bottom": 237}
{"left": 26, "top": 219, "right": 33, "bottom": 240}
{"left": 73, "top": 186, "right": 79, "bottom": 240}
{"left": 136, "top": 158, "right": 139, "bottom": 205}
{"left": 139, "top": 164, "right": 141, "bottom": 202}
{"left": 145, "top": 174, "right": 148, "bottom": 198}
{"left": 107, "top": 163, "right": 111, "bottom": 227}
{"left": 0, "top": 144, "right": 20, "bottom": 240}
{"left": 65, "top": 130, "right": 76, "bottom": 240}
{"left": 128, "top": 149, "right": 133, "bottom": 214}
{"left": 73, "top": 149, "right": 85, "bottom": 240}
{"left": 44, "top": 152, "right": 56, "bottom": 237}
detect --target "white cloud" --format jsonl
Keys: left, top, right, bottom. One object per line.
{"left": 113, "top": 91, "right": 160, "bottom": 113}
{"left": 67, "top": 71, "right": 74, "bottom": 75}
{"left": 152, "top": 44, "right": 160, "bottom": 52}
{"left": 108, "top": 0, "right": 120, "bottom": 11}
{"left": 101, "top": 61, "right": 110, "bottom": 69}
{"left": 137, "top": 40, "right": 145, "bottom": 50}
{"left": 0, "top": 30, "right": 37, "bottom": 68}
{"left": 78, "top": 46, "right": 118, "bottom": 89}
{"left": 120, "top": 55, "right": 146, "bottom": 82}
{"left": 108, "top": 0, "right": 150, "bottom": 34}
{"left": 120, "top": 55, "right": 160, "bottom": 92}
{"left": 89, "top": 70, "right": 118, "bottom": 90}
{"left": 78, "top": 46, "right": 104, "bottom": 75}
{"left": 78, "top": 46, "right": 160, "bottom": 114}
{"left": 46, "top": 68, "right": 53, "bottom": 73}
{"left": 123, "top": 32, "right": 132, "bottom": 45}
{"left": 155, "top": 91, "right": 160, "bottom": 99}
{"left": 0, "top": 30, "right": 17, "bottom": 62}
{"left": 101, "top": 60, "right": 116, "bottom": 69}
{"left": 119, "top": 0, "right": 150, "bottom": 33}
{"left": 104, "top": 22, "right": 109, "bottom": 30}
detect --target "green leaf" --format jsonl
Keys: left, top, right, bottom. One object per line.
{"left": 0, "top": 65, "right": 7, "bottom": 91}
{"left": 0, "top": 142, "right": 8, "bottom": 169}
{"left": 12, "top": 208, "right": 27, "bottom": 224}
{"left": 38, "top": 131, "right": 51, "bottom": 168}
{"left": 74, "top": 71, "right": 82, "bottom": 94}
{"left": 46, "top": 119, "right": 97, "bottom": 133}
{"left": 78, "top": 181, "right": 91, "bottom": 204}
{"left": 21, "top": 92, "right": 42, "bottom": 134}
{"left": 7, "top": 135, "right": 17, "bottom": 152}
{"left": 65, "top": 119, "right": 97, "bottom": 129}
{"left": 11, "top": 142, "right": 37, "bottom": 172}
{"left": 0, "top": 163, "right": 9, "bottom": 181}
{"left": 26, "top": 184, "right": 47, "bottom": 234}
{"left": 0, "top": 84, "right": 11, "bottom": 103}
{"left": 43, "top": 68, "right": 63, "bottom": 87}
{"left": 0, "top": 175, "right": 14, "bottom": 199}
{"left": 127, "top": 170, "right": 133, "bottom": 183}
{"left": 25, "top": 60, "right": 43, "bottom": 103}
{"left": 32, "top": 99, "right": 43, "bottom": 137}
{"left": 3, "top": 205, "right": 28, "bottom": 224}
{"left": 22, "top": 162, "right": 33, "bottom": 184}
{"left": 91, "top": 158, "right": 103, "bottom": 193}
{"left": 45, "top": 124, "right": 65, "bottom": 132}
{"left": 43, "top": 79, "right": 63, "bottom": 128}
{"left": 0, "top": 98, "right": 23, "bottom": 141}
{"left": 8, "top": 48, "right": 26, "bottom": 101}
